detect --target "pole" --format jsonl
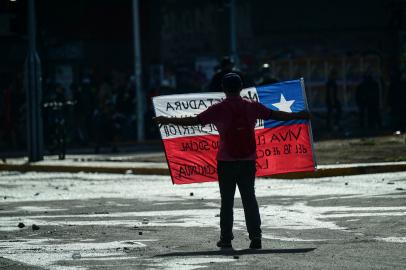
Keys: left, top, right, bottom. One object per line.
{"left": 229, "top": 0, "right": 238, "bottom": 66}
{"left": 25, "top": 0, "right": 43, "bottom": 162}
{"left": 132, "top": 0, "right": 144, "bottom": 141}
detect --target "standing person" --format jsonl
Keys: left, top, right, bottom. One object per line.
{"left": 357, "top": 71, "right": 381, "bottom": 129}
{"left": 325, "top": 69, "right": 342, "bottom": 130}
{"left": 154, "top": 73, "right": 310, "bottom": 249}
{"left": 208, "top": 56, "right": 245, "bottom": 92}
{"left": 256, "top": 63, "right": 278, "bottom": 86}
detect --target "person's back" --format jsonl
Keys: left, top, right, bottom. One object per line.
{"left": 199, "top": 96, "right": 269, "bottom": 161}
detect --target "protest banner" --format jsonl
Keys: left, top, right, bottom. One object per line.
{"left": 153, "top": 79, "right": 317, "bottom": 184}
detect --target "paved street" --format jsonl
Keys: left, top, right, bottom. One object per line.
{"left": 0, "top": 171, "right": 405, "bottom": 269}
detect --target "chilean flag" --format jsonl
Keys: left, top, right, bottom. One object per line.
{"left": 153, "top": 79, "right": 317, "bottom": 184}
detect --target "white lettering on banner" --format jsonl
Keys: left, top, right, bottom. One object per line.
{"left": 152, "top": 87, "right": 262, "bottom": 139}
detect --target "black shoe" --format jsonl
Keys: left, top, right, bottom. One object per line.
{"left": 249, "top": 238, "right": 262, "bottom": 249}
{"left": 216, "top": 239, "right": 232, "bottom": 249}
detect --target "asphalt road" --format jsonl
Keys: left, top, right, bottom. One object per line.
{"left": 0, "top": 171, "right": 405, "bottom": 269}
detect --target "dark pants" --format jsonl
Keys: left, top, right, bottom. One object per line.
{"left": 217, "top": 160, "right": 262, "bottom": 241}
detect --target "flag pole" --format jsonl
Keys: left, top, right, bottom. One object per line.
{"left": 300, "top": 78, "right": 317, "bottom": 169}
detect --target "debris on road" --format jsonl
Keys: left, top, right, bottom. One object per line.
{"left": 72, "top": 252, "right": 81, "bottom": 259}
{"left": 94, "top": 211, "right": 109, "bottom": 214}
{"left": 17, "top": 223, "right": 25, "bottom": 228}
{"left": 32, "top": 224, "right": 40, "bottom": 230}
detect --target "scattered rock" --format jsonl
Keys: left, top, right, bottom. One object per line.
{"left": 17, "top": 223, "right": 25, "bottom": 228}
{"left": 387, "top": 182, "right": 395, "bottom": 185}
{"left": 94, "top": 211, "right": 109, "bottom": 214}
{"left": 34, "top": 192, "right": 40, "bottom": 196}
{"left": 190, "top": 192, "right": 194, "bottom": 196}
{"left": 345, "top": 182, "right": 348, "bottom": 185}
{"left": 3, "top": 196, "right": 6, "bottom": 200}
{"left": 32, "top": 224, "right": 40, "bottom": 230}
{"left": 72, "top": 252, "right": 81, "bottom": 259}
{"left": 233, "top": 255, "right": 239, "bottom": 259}
{"left": 396, "top": 187, "right": 404, "bottom": 191}
{"left": 215, "top": 214, "right": 220, "bottom": 217}
{"left": 138, "top": 231, "right": 143, "bottom": 235}
{"left": 123, "top": 247, "right": 130, "bottom": 252}
{"left": 142, "top": 218, "right": 149, "bottom": 224}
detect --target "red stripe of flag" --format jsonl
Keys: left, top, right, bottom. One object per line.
{"left": 163, "top": 123, "right": 315, "bottom": 185}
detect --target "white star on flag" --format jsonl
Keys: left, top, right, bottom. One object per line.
{"left": 272, "top": 94, "right": 295, "bottom": 112}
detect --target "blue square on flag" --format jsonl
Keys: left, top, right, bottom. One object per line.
{"left": 257, "top": 80, "right": 307, "bottom": 128}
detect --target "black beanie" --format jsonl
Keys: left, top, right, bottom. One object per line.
{"left": 222, "top": 72, "right": 242, "bottom": 93}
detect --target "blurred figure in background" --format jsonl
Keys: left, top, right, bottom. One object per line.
{"left": 2, "top": 77, "right": 24, "bottom": 150}
{"left": 388, "top": 68, "right": 406, "bottom": 131}
{"left": 325, "top": 69, "right": 342, "bottom": 130}
{"left": 208, "top": 56, "right": 245, "bottom": 92}
{"left": 43, "top": 83, "right": 72, "bottom": 159}
{"left": 73, "top": 79, "right": 95, "bottom": 145}
{"left": 145, "top": 87, "right": 160, "bottom": 139}
{"left": 93, "top": 78, "right": 119, "bottom": 153}
{"left": 256, "top": 63, "right": 278, "bottom": 86}
{"left": 357, "top": 70, "right": 381, "bottom": 129}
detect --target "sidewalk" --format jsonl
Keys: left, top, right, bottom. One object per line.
{"left": 1, "top": 155, "right": 406, "bottom": 179}
{"left": 1, "top": 134, "right": 406, "bottom": 179}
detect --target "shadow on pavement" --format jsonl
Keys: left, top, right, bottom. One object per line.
{"left": 156, "top": 248, "right": 316, "bottom": 257}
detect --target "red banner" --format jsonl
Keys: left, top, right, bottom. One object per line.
{"left": 163, "top": 124, "right": 314, "bottom": 184}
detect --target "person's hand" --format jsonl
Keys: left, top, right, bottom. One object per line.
{"left": 296, "top": 110, "right": 312, "bottom": 120}
{"left": 153, "top": 116, "right": 169, "bottom": 125}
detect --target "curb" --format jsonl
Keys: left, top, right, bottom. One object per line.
{"left": 0, "top": 162, "right": 169, "bottom": 175}
{"left": 271, "top": 162, "right": 406, "bottom": 179}
{"left": 1, "top": 161, "right": 406, "bottom": 179}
